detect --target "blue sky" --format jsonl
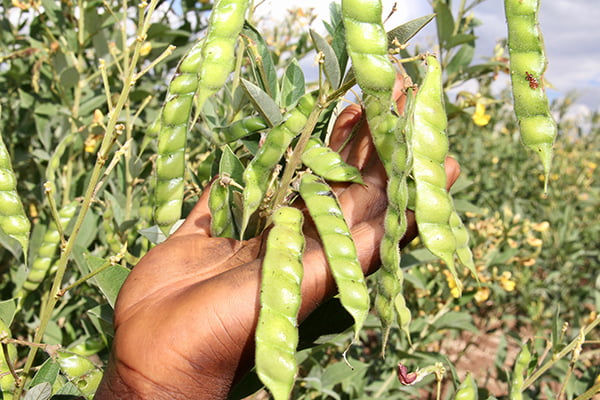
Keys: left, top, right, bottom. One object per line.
{"left": 254, "top": 0, "right": 600, "bottom": 111}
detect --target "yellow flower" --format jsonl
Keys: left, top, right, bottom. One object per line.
{"left": 443, "top": 270, "right": 461, "bottom": 298}
{"left": 474, "top": 286, "right": 490, "bottom": 304}
{"left": 84, "top": 134, "right": 101, "bottom": 153}
{"left": 140, "top": 42, "right": 152, "bottom": 57}
{"left": 531, "top": 221, "right": 550, "bottom": 232}
{"left": 522, "top": 258, "right": 536, "bottom": 267}
{"left": 499, "top": 271, "right": 516, "bottom": 292}
{"left": 526, "top": 236, "right": 543, "bottom": 247}
{"left": 472, "top": 103, "right": 491, "bottom": 126}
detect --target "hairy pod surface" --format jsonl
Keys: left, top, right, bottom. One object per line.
{"left": 0, "top": 134, "right": 30, "bottom": 260}
{"left": 241, "top": 93, "right": 316, "bottom": 235}
{"left": 155, "top": 0, "right": 248, "bottom": 235}
{"left": 20, "top": 202, "right": 78, "bottom": 293}
{"left": 301, "top": 138, "right": 363, "bottom": 184}
{"left": 299, "top": 174, "right": 369, "bottom": 342}
{"left": 255, "top": 206, "right": 305, "bottom": 400}
{"left": 411, "top": 56, "right": 462, "bottom": 295}
{"left": 504, "top": 0, "right": 556, "bottom": 187}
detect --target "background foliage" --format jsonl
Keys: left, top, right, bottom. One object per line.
{"left": 0, "top": 0, "right": 598, "bottom": 399}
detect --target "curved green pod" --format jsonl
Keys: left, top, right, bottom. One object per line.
{"left": 301, "top": 137, "right": 363, "bottom": 184}
{"left": 20, "top": 202, "right": 78, "bottom": 294}
{"left": 342, "top": 0, "right": 412, "bottom": 350}
{"left": 504, "top": 0, "right": 556, "bottom": 189}
{"left": 255, "top": 206, "right": 305, "bottom": 400}
{"left": 509, "top": 343, "right": 531, "bottom": 400}
{"left": 449, "top": 210, "right": 477, "bottom": 278}
{"left": 155, "top": 0, "right": 249, "bottom": 235}
{"left": 299, "top": 174, "right": 369, "bottom": 343}
{"left": 0, "top": 133, "right": 30, "bottom": 261}
{"left": 241, "top": 92, "right": 316, "bottom": 236}
{"left": 210, "top": 116, "right": 268, "bottom": 145}
{"left": 411, "top": 56, "right": 462, "bottom": 296}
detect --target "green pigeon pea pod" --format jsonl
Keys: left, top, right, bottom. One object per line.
{"left": 411, "top": 55, "right": 462, "bottom": 296}
{"left": 241, "top": 92, "right": 316, "bottom": 236}
{"left": 0, "top": 133, "right": 30, "bottom": 261}
{"left": 209, "top": 116, "right": 268, "bottom": 145}
{"left": 300, "top": 137, "right": 364, "bottom": 184}
{"left": 504, "top": 0, "right": 557, "bottom": 190}
{"left": 19, "top": 202, "right": 78, "bottom": 294}
{"left": 155, "top": 0, "right": 249, "bottom": 235}
{"left": 375, "top": 105, "right": 412, "bottom": 351}
{"left": 255, "top": 206, "right": 305, "bottom": 400}
{"left": 56, "top": 349, "right": 103, "bottom": 399}
{"left": 454, "top": 372, "right": 479, "bottom": 400}
{"left": 342, "top": 0, "right": 413, "bottom": 348}
{"left": 299, "top": 173, "right": 369, "bottom": 343}
{"left": 449, "top": 209, "right": 477, "bottom": 279}
{"left": 208, "top": 176, "right": 235, "bottom": 238}
{"left": 509, "top": 342, "right": 531, "bottom": 400}
{"left": 0, "top": 318, "right": 17, "bottom": 400}
{"left": 341, "top": 0, "right": 398, "bottom": 169}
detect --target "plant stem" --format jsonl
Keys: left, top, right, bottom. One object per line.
{"left": 14, "top": 1, "right": 159, "bottom": 395}
{"left": 522, "top": 316, "right": 600, "bottom": 389}
{"left": 270, "top": 95, "right": 327, "bottom": 211}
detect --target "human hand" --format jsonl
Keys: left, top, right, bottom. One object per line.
{"left": 94, "top": 82, "right": 460, "bottom": 400}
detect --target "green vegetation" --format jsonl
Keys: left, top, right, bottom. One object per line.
{"left": 0, "top": 0, "right": 598, "bottom": 399}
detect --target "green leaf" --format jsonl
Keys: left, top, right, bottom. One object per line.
{"left": 280, "top": 59, "right": 305, "bottom": 110}
{"left": 0, "top": 298, "right": 18, "bottom": 328}
{"left": 321, "top": 359, "right": 368, "bottom": 388}
{"left": 219, "top": 145, "right": 245, "bottom": 188}
{"left": 93, "top": 264, "right": 129, "bottom": 309}
{"left": 432, "top": 311, "right": 479, "bottom": 333}
{"left": 243, "top": 22, "right": 279, "bottom": 101}
{"left": 0, "top": 226, "right": 23, "bottom": 262}
{"left": 310, "top": 29, "right": 341, "bottom": 89}
{"left": 446, "top": 33, "right": 477, "bottom": 49}
{"left": 387, "top": 14, "right": 436, "bottom": 46}
{"left": 325, "top": 1, "right": 349, "bottom": 74}
{"left": 446, "top": 44, "right": 475, "bottom": 80}
{"left": 86, "top": 304, "right": 115, "bottom": 339}
{"left": 59, "top": 66, "right": 79, "bottom": 90}
{"left": 23, "top": 382, "right": 52, "bottom": 400}
{"left": 28, "top": 358, "right": 60, "bottom": 391}
{"left": 433, "top": 1, "right": 454, "bottom": 48}
{"left": 240, "top": 78, "right": 283, "bottom": 127}
{"left": 138, "top": 220, "right": 184, "bottom": 245}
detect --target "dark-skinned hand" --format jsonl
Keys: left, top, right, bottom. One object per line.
{"left": 94, "top": 80, "right": 461, "bottom": 399}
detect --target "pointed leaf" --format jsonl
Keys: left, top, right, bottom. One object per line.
{"left": 240, "top": 78, "right": 283, "bottom": 127}
{"left": 280, "top": 59, "right": 306, "bottom": 109}
{"left": 387, "top": 14, "right": 435, "bottom": 46}
{"left": 0, "top": 298, "right": 18, "bottom": 328}
{"left": 243, "top": 22, "right": 279, "bottom": 100}
{"left": 433, "top": 1, "right": 454, "bottom": 48}
{"left": 23, "top": 382, "right": 52, "bottom": 400}
{"left": 310, "top": 29, "right": 341, "bottom": 89}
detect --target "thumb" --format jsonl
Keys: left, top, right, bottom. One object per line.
{"left": 171, "top": 178, "right": 215, "bottom": 238}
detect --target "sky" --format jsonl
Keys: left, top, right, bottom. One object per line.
{"left": 253, "top": 0, "right": 600, "bottom": 112}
